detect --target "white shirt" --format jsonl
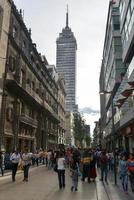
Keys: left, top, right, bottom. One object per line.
{"left": 57, "top": 157, "right": 65, "bottom": 170}
{"left": 22, "top": 153, "right": 32, "bottom": 166}
{"left": 47, "top": 152, "right": 52, "bottom": 160}
{"left": 10, "top": 153, "right": 20, "bottom": 164}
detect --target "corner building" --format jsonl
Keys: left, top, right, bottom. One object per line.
{"left": 0, "top": 1, "right": 59, "bottom": 152}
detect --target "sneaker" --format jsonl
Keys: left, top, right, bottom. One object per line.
{"left": 75, "top": 188, "right": 78, "bottom": 191}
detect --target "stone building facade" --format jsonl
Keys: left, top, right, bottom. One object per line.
{"left": 0, "top": 1, "right": 60, "bottom": 152}
{"left": 57, "top": 74, "right": 66, "bottom": 145}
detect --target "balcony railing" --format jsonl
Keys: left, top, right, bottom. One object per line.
{"left": 19, "top": 113, "right": 38, "bottom": 127}
{"left": 120, "top": 106, "right": 134, "bottom": 126}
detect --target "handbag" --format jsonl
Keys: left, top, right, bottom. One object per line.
{"left": 17, "top": 159, "right": 24, "bottom": 171}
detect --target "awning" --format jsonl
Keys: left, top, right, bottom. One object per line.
{"left": 121, "top": 83, "right": 134, "bottom": 97}
{"left": 128, "top": 70, "right": 134, "bottom": 87}
{"left": 116, "top": 94, "right": 127, "bottom": 105}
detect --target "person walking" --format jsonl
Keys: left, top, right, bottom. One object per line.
{"left": 81, "top": 149, "right": 92, "bottom": 183}
{"left": 0, "top": 151, "right": 4, "bottom": 176}
{"left": 22, "top": 148, "right": 32, "bottom": 182}
{"left": 70, "top": 153, "right": 79, "bottom": 191}
{"left": 100, "top": 151, "right": 108, "bottom": 183}
{"left": 118, "top": 155, "right": 128, "bottom": 193}
{"left": 127, "top": 153, "right": 134, "bottom": 192}
{"left": 89, "top": 151, "right": 97, "bottom": 182}
{"left": 47, "top": 150, "right": 52, "bottom": 170}
{"left": 10, "top": 150, "right": 21, "bottom": 182}
{"left": 57, "top": 152, "right": 66, "bottom": 189}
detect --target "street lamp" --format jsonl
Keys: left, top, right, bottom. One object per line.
{"left": 100, "top": 90, "right": 117, "bottom": 185}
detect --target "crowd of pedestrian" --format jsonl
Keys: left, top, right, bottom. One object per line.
{"left": 0, "top": 146, "right": 134, "bottom": 196}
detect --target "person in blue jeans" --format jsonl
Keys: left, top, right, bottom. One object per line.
{"left": 100, "top": 151, "right": 108, "bottom": 183}
{"left": 119, "top": 155, "right": 128, "bottom": 193}
{"left": 57, "top": 152, "right": 65, "bottom": 189}
{"left": 22, "top": 148, "right": 32, "bottom": 182}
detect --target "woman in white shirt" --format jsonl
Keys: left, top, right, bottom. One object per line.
{"left": 57, "top": 152, "right": 65, "bottom": 189}
{"left": 10, "top": 150, "right": 21, "bottom": 182}
{"left": 22, "top": 148, "right": 32, "bottom": 182}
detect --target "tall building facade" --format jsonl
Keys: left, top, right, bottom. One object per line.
{"left": 56, "top": 9, "right": 77, "bottom": 112}
{"left": 99, "top": 0, "right": 127, "bottom": 150}
{"left": 0, "top": 1, "right": 62, "bottom": 152}
{"left": 99, "top": 0, "right": 134, "bottom": 153}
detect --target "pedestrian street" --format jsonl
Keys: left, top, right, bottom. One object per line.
{"left": 0, "top": 165, "right": 134, "bottom": 200}
{"left": 0, "top": 166, "right": 98, "bottom": 200}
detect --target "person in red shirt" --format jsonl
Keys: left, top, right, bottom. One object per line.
{"left": 100, "top": 151, "right": 108, "bottom": 183}
{"left": 127, "top": 153, "right": 134, "bottom": 192}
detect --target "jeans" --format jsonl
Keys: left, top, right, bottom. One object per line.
{"left": 120, "top": 173, "right": 128, "bottom": 191}
{"left": 24, "top": 164, "right": 30, "bottom": 178}
{"left": 0, "top": 165, "right": 4, "bottom": 176}
{"left": 23, "top": 164, "right": 30, "bottom": 179}
{"left": 129, "top": 171, "right": 134, "bottom": 192}
{"left": 48, "top": 160, "right": 52, "bottom": 170}
{"left": 12, "top": 163, "right": 18, "bottom": 181}
{"left": 101, "top": 166, "right": 108, "bottom": 182}
{"left": 82, "top": 164, "right": 90, "bottom": 182}
{"left": 58, "top": 169, "right": 65, "bottom": 188}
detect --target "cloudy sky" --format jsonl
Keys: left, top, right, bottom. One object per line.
{"left": 13, "top": 0, "right": 109, "bottom": 134}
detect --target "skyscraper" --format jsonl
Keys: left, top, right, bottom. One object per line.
{"left": 56, "top": 7, "right": 77, "bottom": 112}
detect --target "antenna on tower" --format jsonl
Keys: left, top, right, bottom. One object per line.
{"left": 23, "top": 10, "right": 24, "bottom": 19}
{"left": 66, "top": 5, "right": 69, "bottom": 27}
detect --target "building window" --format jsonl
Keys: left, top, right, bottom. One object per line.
{"left": 12, "top": 25, "right": 17, "bottom": 39}
{"left": 6, "top": 107, "right": 14, "bottom": 122}
{"left": 8, "top": 56, "right": 16, "bottom": 72}
{"left": 31, "top": 81, "right": 35, "bottom": 91}
{"left": 22, "top": 40, "right": 26, "bottom": 51}
{"left": 20, "top": 69, "right": 25, "bottom": 86}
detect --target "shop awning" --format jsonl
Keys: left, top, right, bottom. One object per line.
{"left": 116, "top": 94, "right": 127, "bottom": 105}
{"left": 121, "top": 83, "right": 134, "bottom": 97}
{"left": 128, "top": 70, "right": 134, "bottom": 87}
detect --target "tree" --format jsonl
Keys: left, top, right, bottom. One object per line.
{"left": 85, "top": 135, "right": 91, "bottom": 147}
{"left": 73, "top": 112, "right": 86, "bottom": 147}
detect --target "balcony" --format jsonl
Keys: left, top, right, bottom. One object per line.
{"left": 18, "top": 133, "right": 35, "bottom": 140}
{"left": 6, "top": 80, "right": 59, "bottom": 122}
{"left": 43, "top": 100, "right": 59, "bottom": 121}
{"left": 120, "top": 106, "right": 134, "bottom": 127}
{"left": 26, "top": 85, "right": 43, "bottom": 105}
{"left": 19, "top": 114, "right": 38, "bottom": 128}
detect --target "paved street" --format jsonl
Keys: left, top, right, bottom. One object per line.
{"left": 0, "top": 166, "right": 98, "bottom": 200}
{"left": 0, "top": 166, "right": 134, "bottom": 200}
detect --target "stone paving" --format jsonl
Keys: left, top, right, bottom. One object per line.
{"left": 0, "top": 166, "right": 134, "bottom": 200}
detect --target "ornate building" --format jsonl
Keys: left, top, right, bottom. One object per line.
{"left": 46, "top": 65, "right": 66, "bottom": 146}
{"left": 57, "top": 74, "right": 66, "bottom": 145}
{"left": 0, "top": 0, "right": 60, "bottom": 152}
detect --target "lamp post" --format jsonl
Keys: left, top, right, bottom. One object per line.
{"left": 100, "top": 90, "right": 117, "bottom": 185}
